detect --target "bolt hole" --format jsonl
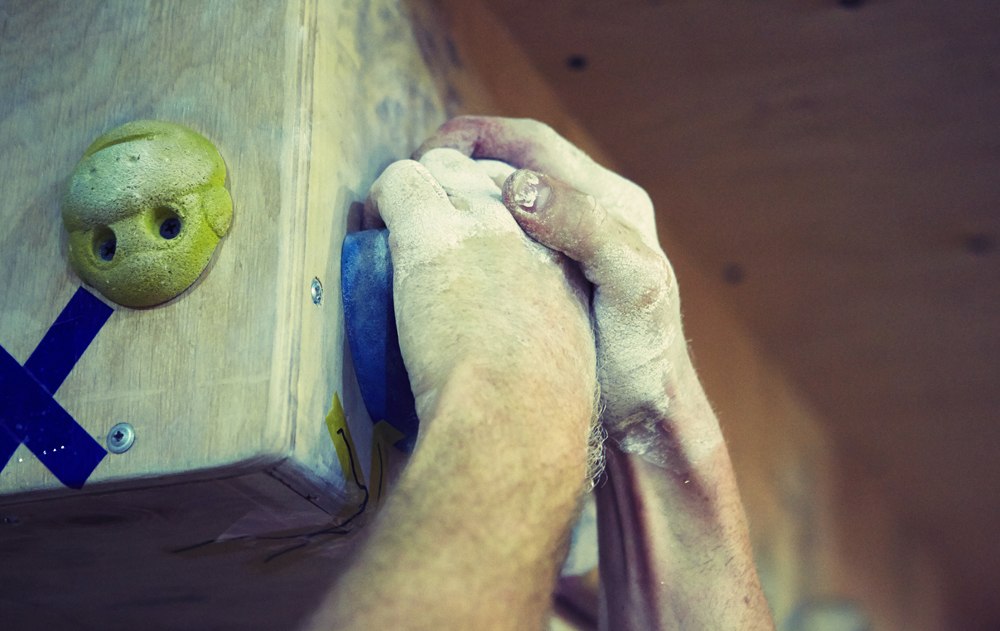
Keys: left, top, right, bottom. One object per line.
{"left": 963, "top": 233, "right": 995, "bottom": 256}
{"left": 98, "top": 238, "right": 116, "bottom": 261}
{"left": 723, "top": 262, "right": 745, "bottom": 285}
{"left": 160, "top": 216, "right": 182, "bottom": 239}
{"left": 566, "top": 54, "right": 588, "bottom": 71}
{"left": 93, "top": 229, "right": 117, "bottom": 262}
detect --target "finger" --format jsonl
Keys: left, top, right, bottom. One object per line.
{"left": 502, "top": 168, "right": 680, "bottom": 428}
{"left": 364, "top": 160, "right": 473, "bottom": 274}
{"left": 417, "top": 148, "right": 521, "bottom": 234}
{"left": 417, "top": 148, "right": 500, "bottom": 201}
{"left": 414, "top": 116, "right": 613, "bottom": 191}
{"left": 363, "top": 155, "right": 506, "bottom": 231}
{"left": 502, "top": 169, "right": 673, "bottom": 307}
{"left": 415, "top": 117, "right": 654, "bottom": 238}
{"left": 364, "top": 159, "right": 446, "bottom": 231}
{"left": 474, "top": 159, "right": 516, "bottom": 189}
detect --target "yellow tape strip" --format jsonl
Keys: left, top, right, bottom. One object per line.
{"left": 325, "top": 393, "right": 368, "bottom": 516}
{"left": 325, "top": 393, "right": 356, "bottom": 480}
{"left": 324, "top": 393, "right": 408, "bottom": 516}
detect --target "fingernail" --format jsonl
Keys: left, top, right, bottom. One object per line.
{"left": 503, "top": 169, "right": 548, "bottom": 213}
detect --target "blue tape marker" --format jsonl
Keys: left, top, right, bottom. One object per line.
{"left": 24, "top": 287, "right": 115, "bottom": 393}
{"left": 0, "top": 287, "right": 112, "bottom": 489}
{"left": 341, "top": 229, "right": 419, "bottom": 452}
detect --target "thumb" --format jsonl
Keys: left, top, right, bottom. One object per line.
{"left": 501, "top": 169, "right": 671, "bottom": 305}
{"left": 502, "top": 169, "right": 605, "bottom": 263}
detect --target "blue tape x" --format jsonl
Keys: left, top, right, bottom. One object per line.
{"left": 0, "top": 287, "right": 113, "bottom": 488}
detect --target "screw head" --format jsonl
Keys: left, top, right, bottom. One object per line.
{"left": 106, "top": 422, "right": 135, "bottom": 454}
{"left": 310, "top": 277, "right": 324, "bottom": 305}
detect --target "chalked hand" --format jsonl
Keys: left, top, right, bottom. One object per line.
{"left": 416, "top": 117, "right": 697, "bottom": 468}
{"left": 413, "top": 117, "right": 772, "bottom": 631}
{"left": 363, "top": 146, "right": 598, "bottom": 452}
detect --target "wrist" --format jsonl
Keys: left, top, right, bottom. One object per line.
{"left": 417, "top": 359, "right": 594, "bottom": 471}
{"left": 333, "top": 361, "right": 593, "bottom": 628}
{"left": 606, "top": 348, "right": 724, "bottom": 470}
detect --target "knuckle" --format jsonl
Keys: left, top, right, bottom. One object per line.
{"left": 638, "top": 261, "right": 675, "bottom": 307}
{"left": 450, "top": 114, "right": 480, "bottom": 127}
{"left": 631, "top": 186, "right": 655, "bottom": 214}
{"left": 576, "top": 194, "right": 608, "bottom": 242}
{"left": 616, "top": 243, "right": 676, "bottom": 308}
{"left": 381, "top": 160, "right": 444, "bottom": 197}
{"left": 606, "top": 180, "right": 653, "bottom": 215}
{"left": 376, "top": 159, "right": 422, "bottom": 188}
{"left": 438, "top": 116, "right": 473, "bottom": 136}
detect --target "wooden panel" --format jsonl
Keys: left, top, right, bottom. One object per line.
{"left": 0, "top": 0, "right": 457, "bottom": 503}
{"left": 287, "top": 0, "right": 452, "bottom": 498}
{"left": 0, "top": 1, "right": 465, "bottom": 627}
{"left": 0, "top": 0, "right": 299, "bottom": 495}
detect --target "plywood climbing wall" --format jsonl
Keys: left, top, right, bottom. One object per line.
{"left": 0, "top": 0, "right": 460, "bottom": 626}
{"left": 0, "top": 0, "right": 449, "bottom": 498}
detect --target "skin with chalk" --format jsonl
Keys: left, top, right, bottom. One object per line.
{"left": 311, "top": 117, "right": 772, "bottom": 630}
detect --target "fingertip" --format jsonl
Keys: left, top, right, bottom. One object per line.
{"left": 368, "top": 159, "right": 448, "bottom": 228}
{"left": 502, "top": 169, "right": 548, "bottom": 215}
{"left": 502, "top": 169, "right": 608, "bottom": 265}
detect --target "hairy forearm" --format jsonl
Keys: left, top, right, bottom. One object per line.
{"left": 596, "top": 355, "right": 774, "bottom": 631}
{"left": 311, "top": 362, "right": 593, "bottom": 631}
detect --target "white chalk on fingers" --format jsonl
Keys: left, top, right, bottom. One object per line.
{"left": 474, "top": 159, "right": 516, "bottom": 190}
{"left": 417, "top": 148, "right": 523, "bottom": 236}
{"left": 369, "top": 158, "right": 529, "bottom": 284}
{"left": 418, "top": 148, "right": 500, "bottom": 199}
{"left": 369, "top": 160, "right": 468, "bottom": 282}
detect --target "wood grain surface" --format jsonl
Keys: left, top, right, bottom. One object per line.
{"left": 0, "top": 0, "right": 450, "bottom": 501}
{"left": 0, "top": 0, "right": 457, "bottom": 627}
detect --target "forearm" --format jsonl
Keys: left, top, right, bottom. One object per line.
{"left": 596, "top": 355, "right": 774, "bottom": 630}
{"left": 402, "top": 116, "right": 775, "bottom": 629}
{"left": 311, "top": 361, "right": 593, "bottom": 631}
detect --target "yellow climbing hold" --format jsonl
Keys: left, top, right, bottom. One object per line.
{"left": 62, "top": 120, "right": 233, "bottom": 308}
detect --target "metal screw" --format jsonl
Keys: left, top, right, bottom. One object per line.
{"left": 310, "top": 277, "right": 324, "bottom": 305}
{"left": 107, "top": 422, "right": 135, "bottom": 454}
